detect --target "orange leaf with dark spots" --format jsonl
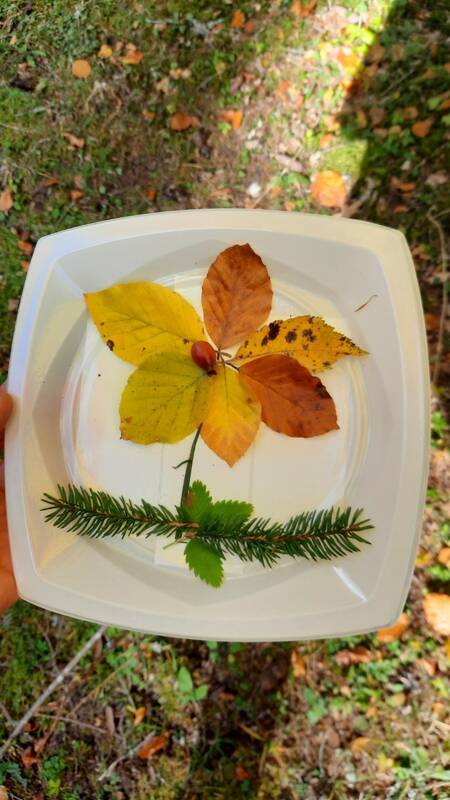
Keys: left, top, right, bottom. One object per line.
{"left": 240, "top": 355, "right": 338, "bottom": 438}
{"left": 411, "top": 118, "right": 434, "bottom": 138}
{"left": 138, "top": 732, "right": 169, "bottom": 759}
{"left": 202, "top": 243, "right": 272, "bottom": 348}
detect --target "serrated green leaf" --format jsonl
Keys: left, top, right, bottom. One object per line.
{"left": 212, "top": 499, "right": 253, "bottom": 529}
{"left": 184, "top": 539, "right": 224, "bottom": 588}
{"left": 185, "top": 481, "right": 213, "bottom": 524}
{"left": 177, "top": 666, "right": 193, "bottom": 694}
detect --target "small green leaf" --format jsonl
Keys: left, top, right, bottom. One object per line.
{"left": 185, "top": 481, "right": 213, "bottom": 523}
{"left": 212, "top": 499, "right": 253, "bottom": 529}
{"left": 194, "top": 684, "right": 208, "bottom": 701}
{"left": 184, "top": 539, "right": 224, "bottom": 587}
{"left": 177, "top": 666, "right": 193, "bottom": 694}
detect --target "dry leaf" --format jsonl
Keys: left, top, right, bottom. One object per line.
{"left": 276, "top": 79, "right": 292, "bottom": 96}
{"left": 142, "top": 109, "right": 155, "bottom": 120}
{"left": 105, "top": 706, "right": 115, "bottom": 736}
{"left": 98, "top": 44, "right": 113, "bottom": 58}
{"left": 146, "top": 188, "right": 157, "bottom": 202}
{"left": 71, "top": 59, "right": 91, "bottom": 78}
{"left": 0, "top": 786, "right": 8, "bottom": 800}
{"left": 231, "top": 9, "right": 245, "bottom": 28}
{"left": 270, "top": 185, "right": 282, "bottom": 199}
{"left": 417, "top": 658, "right": 436, "bottom": 676}
{"left": 283, "top": 200, "right": 295, "bottom": 211}
{"left": 240, "top": 355, "right": 338, "bottom": 438}
{"left": 319, "top": 133, "right": 335, "bottom": 147}
{"left": 311, "top": 171, "right": 347, "bottom": 208}
{"left": 291, "top": 648, "right": 306, "bottom": 678}
{"left": 70, "top": 189, "right": 83, "bottom": 201}
{"left": 73, "top": 174, "right": 83, "bottom": 189}
{"left": 391, "top": 177, "right": 416, "bottom": 192}
{"left": 85, "top": 281, "right": 204, "bottom": 366}
{"left": 170, "top": 112, "right": 200, "bottom": 131}
{"left": 438, "top": 547, "right": 450, "bottom": 567}
{"left": 138, "top": 732, "right": 169, "bottom": 760}
{"left": 350, "top": 736, "right": 372, "bottom": 753}
{"left": 18, "top": 240, "right": 33, "bottom": 255}
{"left": 20, "top": 260, "right": 30, "bottom": 272}
{"left": 401, "top": 106, "right": 418, "bottom": 120}
{"left": 412, "top": 118, "right": 434, "bottom": 138}
{"left": 369, "top": 107, "right": 386, "bottom": 126}
{"left": 244, "top": 20, "right": 256, "bottom": 33}
{"left": 0, "top": 188, "right": 13, "bottom": 213}
{"left": 376, "top": 612, "right": 409, "bottom": 643}
{"left": 218, "top": 109, "right": 243, "bottom": 129}
{"left": 63, "top": 132, "right": 85, "bottom": 148}
{"left": 121, "top": 44, "right": 144, "bottom": 65}
{"left": 423, "top": 593, "right": 450, "bottom": 637}
{"left": 291, "top": 0, "right": 317, "bottom": 17}
{"left": 134, "top": 706, "right": 146, "bottom": 726}
{"left": 233, "top": 316, "right": 366, "bottom": 373}
{"left": 389, "top": 692, "right": 406, "bottom": 707}
{"left": 201, "top": 243, "right": 272, "bottom": 348}
{"left": 368, "top": 44, "right": 386, "bottom": 63}
{"left": 337, "top": 49, "right": 361, "bottom": 75}
{"left": 440, "top": 98, "right": 450, "bottom": 110}
{"left": 335, "top": 646, "right": 373, "bottom": 666}
{"left": 393, "top": 204, "right": 408, "bottom": 214}
{"left": 356, "top": 110, "right": 368, "bottom": 128}
{"left": 235, "top": 766, "right": 250, "bottom": 781}
{"left": 201, "top": 364, "right": 261, "bottom": 466}
{"left": 120, "top": 351, "right": 212, "bottom": 444}
{"left": 21, "top": 747, "right": 39, "bottom": 768}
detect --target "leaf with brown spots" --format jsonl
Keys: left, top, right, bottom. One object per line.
{"left": 311, "top": 170, "right": 348, "bottom": 208}
{"left": 240, "top": 355, "right": 338, "bottom": 438}
{"left": 233, "top": 316, "right": 367, "bottom": 373}
{"left": 202, "top": 244, "right": 272, "bottom": 348}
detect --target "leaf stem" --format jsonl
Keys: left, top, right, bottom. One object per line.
{"left": 180, "top": 426, "right": 202, "bottom": 506}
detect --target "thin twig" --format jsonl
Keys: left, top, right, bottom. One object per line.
{"left": 180, "top": 426, "right": 202, "bottom": 506}
{"left": 427, "top": 210, "right": 448, "bottom": 386}
{"left": 99, "top": 741, "right": 143, "bottom": 782}
{"left": 35, "top": 712, "right": 108, "bottom": 735}
{"left": 0, "top": 624, "right": 107, "bottom": 760}
{"left": 354, "top": 294, "right": 378, "bottom": 312}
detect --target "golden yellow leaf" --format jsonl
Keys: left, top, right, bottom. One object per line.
{"left": 423, "top": 593, "right": 450, "bottom": 637}
{"left": 376, "top": 612, "right": 409, "bottom": 643}
{"left": 119, "top": 352, "right": 212, "bottom": 444}
{"left": 85, "top": 282, "right": 204, "bottom": 366}
{"left": 350, "top": 736, "right": 372, "bottom": 753}
{"left": 201, "top": 365, "right": 261, "bottom": 466}
{"left": 98, "top": 44, "right": 113, "bottom": 58}
{"left": 134, "top": 706, "right": 146, "bottom": 726}
{"left": 233, "top": 316, "right": 367, "bottom": 373}
{"left": 71, "top": 59, "right": 91, "bottom": 78}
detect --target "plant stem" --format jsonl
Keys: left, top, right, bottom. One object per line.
{"left": 180, "top": 426, "right": 202, "bottom": 506}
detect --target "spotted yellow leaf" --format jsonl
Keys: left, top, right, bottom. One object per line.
{"left": 85, "top": 282, "right": 204, "bottom": 366}
{"left": 233, "top": 316, "right": 367, "bottom": 373}
{"left": 201, "top": 364, "right": 261, "bottom": 466}
{"left": 120, "top": 351, "right": 212, "bottom": 444}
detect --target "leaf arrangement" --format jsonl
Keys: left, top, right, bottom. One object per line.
{"left": 41, "top": 483, "right": 373, "bottom": 588}
{"left": 41, "top": 243, "right": 372, "bottom": 587}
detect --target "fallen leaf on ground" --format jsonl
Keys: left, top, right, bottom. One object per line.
{"left": 276, "top": 79, "right": 292, "bottom": 96}
{"left": 18, "top": 240, "right": 33, "bottom": 255}
{"left": 0, "top": 786, "right": 8, "bottom": 800}
{"left": 234, "top": 315, "right": 366, "bottom": 373}
{"left": 146, "top": 188, "right": 157, "bottom": 201}
{"left": 335, "top": 646, "right": 373, "bottom": 666}
{"left": 311, "top": 171, "right": 347, "bottom": 208}
{"left": 438, "top": 547, "right": 450, "bottom": 567}
{"left": 401, "top": 106, "right": 418, "bottom": 120}
{"left": 389, "top": 692, "right": 406, "bottom": 707}
{"left": 291, "top": 648, "right": 307, "bottom": 678}
{"left": 373, "top": 128, "right": 389, "bottom": 138}
{"left": 350, "top": 736, "right": 372, "bottom": 753}
{"left": 138, "top": 733, "right": 169, "bottom": 759}
{"left": 202, "top": 243, "right": 272, "bottom": 348}
{"left": 121, "top": 44, "right": 144, "bottom": 64}
{"left": 0, "top": 188, "right": 13, "bottom": 213}
{"left": 291, "top": 0, "right": 317, "bottom": 17}
{"left": 235, "top": 766, "right": 250, "bottom": 781}
{"left": 70, "top": 189, "right": 83, "bottom": 201}
{"left": 284, "top": 200, "right": 295, "bottom": 211}
{"left": 369, "top": 107, "right": 386, "bottom": 126}
{"left": 170, "top": 111, "right": 200, "bottom": 131}
{"left": 21, "top": 747, "right": 39, "bottom": 768}
{"left": 423, "top": 593, "right": 450, "bottom": 637}
{"left": 391, "top": 177, "right": 416, "bottom": 192}
{"left": 244, "top": 20, "right": 256, "bottom": 33}
{"left": 376, "top": 612, "right": 409, "bottom": 643}
{"left": 411, "top": 118, "right": 434, "bottom": 138}
{"left": 417, "top": 658, "right": 436, "bottom": 676}
{"left": 20, "top": 260, "right": 30, "bottom": 272}
{"left": 356, "top": 110, "right": 368, "bottom": 128}
{"left": 142, "top": 109, "right": 155, "bottom": 120}
{"left": 440, "top": 98, "right": 450, "bottom": 110}
{"left": 270, "top": 185, "right": 282, "bottom": 199}
{"left": 63, "top": 132, "right": 85, "bottom": 148}
{"left": 240, "top": 355, "right": 338, "bottom": 438}
{"left": 98, "top": 44, "right": 113, "bottom": 58}
{"left": 134, "top": 706, "right": 146, "bottom": 726}
{"left": 368, "top": 44, "right": 386, "bottom": 63}
{"left": 337, "top": 48, "right": 361, "bottom": 75}
{"left": 71, "top": 59, "right": 91, "bottom": 78}
{"left": 319, "top": 133, "right": 335, "bottom": 147}
{"left": 73, "top": 174, "right": 83, "bottom": 189}
{"left": 169, "top": 67, "right": 191, "bottom": 79}
{"left": 393, "top": 205, "right": 409, "bottom": 214}
{"left": 231, "top": 9, "right": 245, "bottom": 28}
{"left": 105, "top": 705, "right": 115, "bottom": 736}
{"left": 218, "top": 109, "right": 243, "bottom": 129}
{"left": 201, "top": 364, "right": 261, "bottom": 466}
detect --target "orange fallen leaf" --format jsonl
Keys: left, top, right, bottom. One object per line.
{"left": 376, "top": 612, "right": 409, "bottom": 643}
{"left": 170, "top": 112, "right": 200, "bottom": 131}
{"left": 0, "top": 786, "right": 8, "bottom": 800}
{"left": 350, "top": 736, "right": 372, "bottom": 753}
{"left": 20, "top": 260, "right": 30, "bottom": 272}
{"left": 270, "top": 185, "right": 282, "bottom": 199}
{"left": 356, "top": 109, "right": 368, "bottom": 128}
{"left": 42, "top": 176, "right": 59, "bottom": 187}
{"left": 146, "top": 189, "right": 157, "bottom": 202}
{"left": 291, "top": 0, "right": 317, "bottom": 17}
{"left": 98, "top": 44, "right": 113, "bottom": 58}
{"left": 335, "top": 646, "right": 373, "bottom": 666}
{"left": 235, "top": 766, "right": 250, "bottom": 781}
{"left": 134, "top": 706, "right": 146, "bottom": 726}
{"left": 121, "top": 44, "right": 144, "bottom": 65}
{"left": 202, "top": 243, "right": 272, "bottom": 348}
{"left": 138, "top": 732, "right": 169, "bottom": 759}
{"left": 420, "top": 67, "right": 435, "bottom": 80}
{"left": 423, "top": 593, "right": 450, "bottom": 636}
{"left": 0, "top": 188, "right": 13, "bottom": 213}
{"left": 291, "top": 648, "right": 306, "bottom": 678}
{"left": 390, "top": 177, "right": 416, "bottom": 193}
{"left": 142, "top": 109, "right": 155, "bottom": 120}
{"left": 244, "top": 20, "right": 256, "bottom": 34}
{"left": 319, "top": 133, "right": 335, "bottom": 148}
{"left": 218, "top": 109, "right": 243, "bottom": 129}
{"left": 417, "top": 658, "right": 436, "bottom": 676}
{"left": 240, "top": 355, "right": 338, "bottom": 438}
{"left": 284, "top": 200, "right": 295, "bottom": 211}
{"left": 64, "top": 132, "right": 85, "bottom": 148}
{"left": 18, "top": 240, "right": 33, "bottom": 255}
{"left": 21, "top": 747, "right": 39, "bottom": 768}
{"left": 401, "top": 106, "right": 418, "bottom": 120}
{"left": 231, "top": 9, "right": 245, "bottom": 28}
{"left": 438, "top": 547, "right": 450, "bottom": 567}
{"left": 73, "top": 174, "right": 83, "bottom": 189}
{"left": 337, "top": 48, "right": 361, "bottom": 75}
{"left": 70, "top": 189, "right": 83, "bottom": 201}
{"left": 71, "top": 59, "right": 91, "bottom": 78}
{"left": 276, "top": 79, "right": 292, "bottom": 96}
{"left": 311, "top": 171, "right": 347, "bottom": 208}
{"left": 218, "top": 691, "right": 235, "bottom": 701}
{"left": 412, "top": 118, "right": 434, "bottom": 138}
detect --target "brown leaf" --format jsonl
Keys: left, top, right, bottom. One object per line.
{"left": 18, "top": 240, "right": 33, "bottom": 255}
{"left": 438, "top": 547, "right": 450, "bottom": 567}
{"left": 70, "top": 189, "right": 83, "bottom": 201}
{"left": 231, "top": 9, "right": 245, "bottom": 28}
{"left": 369, "top": 107, "right": 386, "bottom": 126}
{"left": 356, "top": 110, "right": 368, "bottom": 128}
{"left": 423, "top": 593, "right": 450, "bottom": 637}
{"left": 244, "top": 20, "right": 256, "bottom": 34}
{"left": 20, "top": 260, "right": 30, "bottom": 272}
{"left": 291, "top": 648, "right": 306, "bottom": 678}
{"left": 376, "top": 612, "right": 409, "bottom": 643}
{"left": 73, "top": 174, "right": 83, "bottom": 189}
{"left": 42, "top": 176, "right": 59, "bottom": 187}
{"left": 137, "top": 732, "right": 169, "bottom": 760}
{"left": 440, "top": 98, "right": 450, "bottom": 110}
{"left": 368, "top": 44, "right": 386, "bottom": 63}
{"left": 0, "top": 188, "right": 13, "bottom": 213}
{"left": 71, "top": 59, "right": 91, "bottom": 78}
{"left": 417, "top": 657, "right": 436, "bottom": 676}
{"left": 411, "top": 118, "right": 434, "bottom": 138}
{"left": 170, "top": 112, "right": 200, "bottom": 131}
{"left": 121, "top": 44, "right": 144, "bottom": 65}
{"left": 142, "top": 109, "right": 155, "bottom": 120}
{"left": 63, "top": 132, "right": 85, "bottom": 148}
{"left": 134, "top": 706, "right": 146, "bottom": 726}
{"left": 0, "top": 786, "right": 8, "bottom": 800}
{"left": 240, "top": 355, "right": 338, "bottom": 438}
{"left": 335, "top": 646, "right": 373, "bottom": 666}
{"left": 105, "top": 705, "right": 115, "bottom": 736}
{"left": 21, "top": 747, "right": 39, "bottom": 768}
{"left": 218, "top": 109, "right": 243, "bottom": 129}
{"left": 311, "top": 171, "right": 347, "bottom": 208}
{"left": 98, "top": 44, "right": 113, "bottom": 58}
{"left": 401, "top": 106, "right": 418, "bottom": 120}
{"left": 291, "top": 0, "right": 317, "bottom": 17}
{"left": 201, "top": 243, "right": 272, "bottom": 348}
{"left": 146, "top": 188, "right": 157, "bottom": 202}
{"left": 350, "top": 736, "right": 372, "bottom": 753}
{"left": 390, "top": 177, "right": 416, "bottom": 193}
{"left": 235, "top": 766, "right": 250, "bottom": 781}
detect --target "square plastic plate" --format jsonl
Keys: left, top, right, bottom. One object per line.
{"left": 6, "top": 210, "right": 429, "bottom": 640}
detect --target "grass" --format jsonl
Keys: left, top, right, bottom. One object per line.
{"left": 1, "top": 0, "right": 449, "bottom": 797}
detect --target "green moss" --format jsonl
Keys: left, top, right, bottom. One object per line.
{"left": 319, "top": 140, "right": 368, "bottom": 178}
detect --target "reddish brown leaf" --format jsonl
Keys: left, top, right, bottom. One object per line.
{"left": 401, "top": 106, "right": 418, "bottom": 120}
{"left": 21, "top": 747, "right": 39, "bottom": 768}
{"left": 240, "top": 355, "right": 338, "bottom": 438}
{"left": 335, "top": 646, "right": 373, "bottom": 666}
{"left": 0, "top": 188, "right": 13, "bottom": 213}
{"left": 142, "top": 109, "right": 155, "bottom": 120}
{"left": 146, "top": 188, "right": 157, "bottom": 202}
{"left": 235, "top": 766, "right": 250, "bottom": 781}
{"left": 411, "top": 118, "right": 434, "bottom": 138}
{"left": 291, "top": 0, "right": 317, "bottom": 17}
{"left": 134, "top": 706, "right": 146, "bottom": 726}
{"left": 71, "top": 59, "right": 91, "bottom": 78}
{"left": 231, "top": 9, "right": 245, "bottom": 28}
{"left": 64, "top": 132, "right": 85, "bottom": 148}
{"left": 121, "top": 44, "right": 144, "bottom": 65}
{"left": 423, "top": 593, "right": 450, "bottom": 636}
{"left": 218, "top": 109, "right": 243, "bottom": 129}
{"left": 438, "top": 547, "right": 450, "bottom": 567}
{"left": 18, "top": 240, "right": 33, "bottom": 255}
{"left": 376, "top": 612, "right": 409, "bottom": 643}
{"left": 202, "top": 244, "right": 272, "bottom": 348}
{"left": 170, "top": 112, "right": 200, "bottom": 131}
{"left": 390, "top": 177, "right": 416, "bottom": 193}
{"left": 20, "top": 260, "right": 30, "bottom": 272}
{"left": 244, "top": 20, "right": 256, "bottom": 33}
{"left": 311, "top": 171, "right": 347, "bottom": 208}
{"left": 137, "top": 732, "right": 169, "bottom": 759}
{"left": 70, "top": 189, "right": 83, "bottom": 201}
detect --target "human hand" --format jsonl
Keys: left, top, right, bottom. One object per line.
{"left": 0, "top": 387, "right": 18, "bottom": 613}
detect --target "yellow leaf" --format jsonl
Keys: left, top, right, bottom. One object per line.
{"left": 134, "top": 706, "right": 146, "bottom": 726}
{"left": 85, "top": 282, "right": 204, "bottom": 366}
{"left": 233, "top": 316, "right": 367, "bottom": 373}
{"left": 120, "top": 352, "right": 212, "bottom": 444}
{"left": 98, "top": 44, "right": 113, "bottom": 58}
{"left": 201, "top": 365, "right": 261, "bottom": 466}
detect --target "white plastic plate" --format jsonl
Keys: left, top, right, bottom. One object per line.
{"left": 6, "top": 210, "right": 429, "bottom": 640}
